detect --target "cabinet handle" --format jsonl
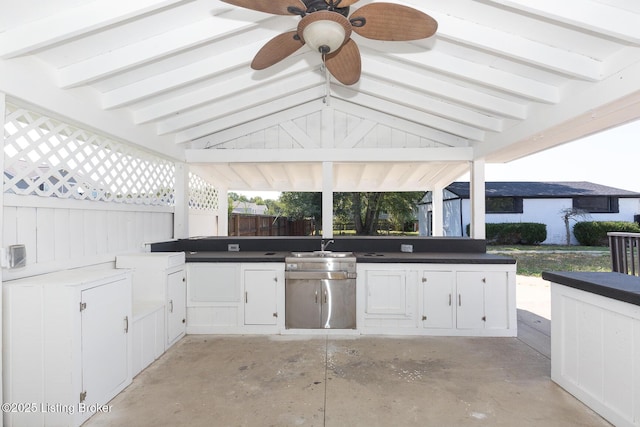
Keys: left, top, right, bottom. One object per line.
{"left": 245, "top": 291, "right": 248, "bottom": 304}
{"left": 315, "top": 290, "right": 318, "bottom": 304}
{"left": 324, "top": 291, "right": 328, "bottom": 304}
{"left": 482, "top": 277, "right": 486, "bottom": 283}
{"left": 458, "top": 294, "right": 461, "bottom": 306}
{"left": 169, "top": 299, "right": 174, "bottom": 313}
{"left": 448, "top": 294, "right": 452, "bottom": 306}
{"left": 124, "top": 316, "right": 129, "bottom": 333}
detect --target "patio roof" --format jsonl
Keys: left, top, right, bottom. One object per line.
{"left": 1, "top": 0, "right": 640, "bottom": 192}
{"left": 445, "top": 181, "right": 640, "bottom": 199}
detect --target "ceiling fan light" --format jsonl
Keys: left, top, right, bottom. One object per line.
{"left": 303, "top": 20, "right": 346, "bottom": 54}
{"left": 298, "top": 11, "right": 352, "bottom": 55}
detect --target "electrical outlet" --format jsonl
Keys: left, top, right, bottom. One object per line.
{"left": 400, "top": 244, "right": 413, "bottom": 253}
{"left": 228, "top": 243, "right": 240, "bottom": 252}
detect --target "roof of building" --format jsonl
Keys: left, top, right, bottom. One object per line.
{"left": 444, "top": 181, "right": 640, "bottom": 199}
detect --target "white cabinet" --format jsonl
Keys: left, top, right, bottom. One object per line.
{"left": 185, "top": 263, "right": 283, "bottom": 333}
{"left": 167, "top": 269, "right": 187, "bottom": 345}
{"left": 3, "top": 268, "right": 132, "bottom": 427}
{"left": 361, "top": 269, "right": 418, "bottom": 329}
{"left": 243, "top": 268, "right": 278, "bottom": 325}
{"left": 421, "top": 271, "right": 455, "bottom": 329}
{"left": 131, "top": 303, "right": 164, "bottom": 377}
{"left": 116, "top": 252, "right": 186, "bottom": 350}
{"left": 456, "top": 271, "right": 509, "bottom": 330}
{"left": 186, "top": 263, "right": 242, "bottom": 332}
{"left": 358, "top": 263, "right": 516, "bottom": 336}
{"left": 365, "top": 270, "right": 409, "bottom": 315}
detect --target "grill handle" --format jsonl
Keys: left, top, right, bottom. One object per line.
{"left": 285, "top": 271, "right": 353, "bottom": 280}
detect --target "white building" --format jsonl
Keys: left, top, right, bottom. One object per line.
{"left": 420, "top": 181, "right": 640, "bottom": 244}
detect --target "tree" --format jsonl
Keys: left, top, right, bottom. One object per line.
{"left": 279, "top": 192, "right": 322, "bottom": 233}
{"left": 559, "top": 208, "right": 591, "bottom": 245}
{"left": 336, "top": 192, "right": 423, "bottom": 235}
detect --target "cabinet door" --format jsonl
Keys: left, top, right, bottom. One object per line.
{"left": 81, "top": 278, "right": 130, "bottom": 411}
{"left": 482, "top": 271, "right": 509, "bottom": 329}
{"left": 286, "top": 280, "right": 322, "bottom": 329}
{"left": 365, "top": 270, "right": 408, "bottom": 315}
{"left": 421, "top": 271, "right": 454, "bottom": 329}
{"left": 456, "top": 272, "right": 486, "bottom": 329}
{"left": 187, "top": 264, "right": 239, "bottom": 303}
{"left": 244, "top": 269, "right": 278, "bottom": 325}
{"left": 167, "top": 270, "right": 186, "bottom": 345}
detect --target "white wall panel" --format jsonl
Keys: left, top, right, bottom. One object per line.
{"left": 36, "top": 207, "right": 55, "bottom": 263}
{"left": 2, "top": 196, "right": 173, "bottom": 280}
{"left": 54, "top": 208, "right": 71, "bottom": 261}
{"left": 69, "top": 209, "right": 85, "bottom": 259}
{"left": 3, "top": 206, "right": 17, "bottom": 246}
{"left": 16, "top": 207, "right": 37, "bottom": 267}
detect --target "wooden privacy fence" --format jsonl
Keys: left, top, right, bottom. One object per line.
{"left": 608, "top": 232, "right": 640, "bottom": 276}
{"left": 229, "top": 214, "right": 314, "bottom": 236}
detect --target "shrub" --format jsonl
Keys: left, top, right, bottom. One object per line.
{"left": 573, "top": 221, "right": 640, "bottom": 246}
{"left": 465, "top": 222, "right": 547, "bottom": 245}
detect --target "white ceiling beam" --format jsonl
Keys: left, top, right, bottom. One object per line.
{"left": 58, "top": 16, "right": 265, "bottom": 88}
{"left": 175, "top": 87, "right": 326, "bottom": 144}
{"left": 355, "top": 78, "right": 504, "bottom": 132}
{"left": 333, "top": 88, "right": 486, "bottom": 141}
{"left": 0, "top": 0, "right": 192, "bottom": 59}
{"left": 428, "top": 10, "right": 603, "bottom": 80}
{"left": 101, "top": 41, "right": 265, "bottom": 109}
{"left": 190, "top": 101, "right": 323, "bottom": 149}
{"left": 156, "top": 73, "right": 324, "bottom": 135}
{"left": 132, "top": 61, "right": 313, "bottom": 124}
{"left": 362, "top": 56, "right": 528, "bottom": 120}
{"left": 482, "top": 0, "right": 640, "bottom": 44}
{"left": 359, "top": 43, "right": 559, "bottom": 103}
{"left": 185, "top": 147, "right": 474, "bottom": 163}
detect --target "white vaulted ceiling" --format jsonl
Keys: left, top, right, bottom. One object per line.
{"left": 1, "top": 0, "right": 640, "bottom": 192}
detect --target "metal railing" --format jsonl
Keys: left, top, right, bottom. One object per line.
{"left": 608, "top": 232, "right": 640, "bottom": 275}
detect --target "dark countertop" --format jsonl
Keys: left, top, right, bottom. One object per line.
{"left": 184, "top": 251, "right": 516, "bottom": 264}
{"left": 542, "top": 271, "right": 640, "bottom": 306}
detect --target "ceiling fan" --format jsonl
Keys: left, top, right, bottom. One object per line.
{"left": 220, "top": 0, "right": 438, "bottom": 85}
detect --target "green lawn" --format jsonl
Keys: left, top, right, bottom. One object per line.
{"left": 487, "top": 245, "right": 611, "bottom": 277}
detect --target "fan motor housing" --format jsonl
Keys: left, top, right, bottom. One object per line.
{"left": 303, "top": 0, "right": 350, "bottom": 17}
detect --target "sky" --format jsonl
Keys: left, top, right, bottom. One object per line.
{"left": 236, "top": 118, "right": 640, "bottom": 200}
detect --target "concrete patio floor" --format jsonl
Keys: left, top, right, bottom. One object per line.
{"left": 83, "top": 276, "right": 610, "bottom": 427}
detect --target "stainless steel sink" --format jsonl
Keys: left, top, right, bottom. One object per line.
{"left": 290, "top": 251, "right": 353, "bottom": 258}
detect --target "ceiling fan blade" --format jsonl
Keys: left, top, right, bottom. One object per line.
{"left": 220, "top": 0, "right": 306, "bottom": 15}
{"left": 350, "top": 3, "right": 438, "bottom": 41}
{"left": 325, "top": 39, "right": 361, "bottom": 85}
{"left": 251, "top": 31, "right": 305, "bottom": 70}
{"left": 325, "top": 0, "right": 360, "bottom": 7}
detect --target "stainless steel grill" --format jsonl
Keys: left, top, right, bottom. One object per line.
{"left": 284, "top": 252, "right": 356, "bottom": 329}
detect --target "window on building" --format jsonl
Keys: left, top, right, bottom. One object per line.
{"left": 573, "top": 196, "right": 619, "bottom": 213}
{"left": 486, "top": 197, "right": 523, "bottom": 213}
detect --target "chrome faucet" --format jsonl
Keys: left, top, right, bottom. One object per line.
{"left": 320, "top": 239, "right": 334, "bottom": 252}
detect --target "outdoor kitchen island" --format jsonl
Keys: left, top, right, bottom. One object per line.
{"left": 542, "top": 271, "right": 640, "bottom": 427}
{"left": 151, "top": 237, "right": 517, "bottom": 337}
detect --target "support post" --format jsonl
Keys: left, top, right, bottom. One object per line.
{"left": 322, "top": 161, "right": 334, "bottom": 239}
{"left": 431, "top": 184, "right": 444, "bottom": 236}
{"left": 218, "top": 185, "right": 229, "bottom": 236}
{"left": 469, "top": 159, "right": 486, "bottom": 239}
{"left": 173, "top": 162, "right": 189, "bottom": 239}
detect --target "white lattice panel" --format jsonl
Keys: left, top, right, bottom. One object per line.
{"left": 189, "top": 173, "right": 218, "bottom": 211}
{"left": 4, "top": 104, "right": 174, "bottom": 205}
